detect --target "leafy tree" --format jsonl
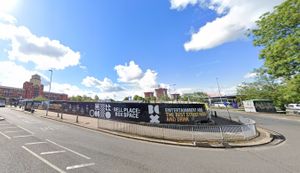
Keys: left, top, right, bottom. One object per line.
{"left": 33, "top": 96, "right": 48, "bottom": 101}
{"left": 159, "top": 95, "right": 170, "bottom": 102}
{"left": 181, "top": 92, "right": 208, "bottom": 102}
{"left": 252, "top": 0, "right": 300, "bottom": 79}
{"left": 70, "top": 95, "right": 95, "bottom": 102}
{"left": 123, "top": 97, "right": 130, "bottom": 101}
{"left": 237, "top": 68, "right": 285, "bottom": 108}
{"left": 279, "top": 74, "right": 300, "bottom": 104}
{"left": 133, "top": 95, "right": 144, "bottom": 101}
{"left": 94, "top": 95, "right": 99, "bottom": 101}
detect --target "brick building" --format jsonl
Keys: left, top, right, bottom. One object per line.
{"left": 144, "top": 92, "right": 154, "bottom": 98}
{"left": 155, "top": 88, "right": 168, "bottom": 98}
{"left": 0, "top": 74, "right": 68, "bottom": 101}
{"left": 0, "top": 86, "right": 24, "bottom": 99}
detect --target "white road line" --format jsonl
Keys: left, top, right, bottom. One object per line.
{"left": 40, "top": 150, "right": 66, "bottom": 155}
{"left": 66, "top": 163, "right": 95, "bottom": 170}
{"left": 25, "top": 141, "right": 48, "bottom": 145}
{"left": 22, "top": 146, "right": 66, "bottom": 173}
{"left": 17, "top": 125, "right": 34, "bottom": 135}
{"left": 13, "top": 134, "right": 34, "bottom": 138}
{"left": 0, "top": 131, "right": 11, "bottom": 139}
{"left": 3, "top": 130, "right": 23, "bottom": 133}
{"left": 46, "top": 139, "right": 91, "bottom": 160}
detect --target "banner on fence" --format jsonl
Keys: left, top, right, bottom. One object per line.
{"left": 49, "top": 101, "right": 208, "bottom": 124}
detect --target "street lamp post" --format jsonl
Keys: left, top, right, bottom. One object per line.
{"left": 216, "top": 77, "right": 223, "bottom": 104}
{"left": 216, "top": 77, "right": 232, "bottom": 120}
{"left": 170, "top": 84, "right": 176, "bottom": 103}
{"left": 46, "top": 69, "right": 53, "bottom": 116}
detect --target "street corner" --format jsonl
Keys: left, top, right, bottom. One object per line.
{"left": 223, "top": 127, "right": 285, "bottom": 148}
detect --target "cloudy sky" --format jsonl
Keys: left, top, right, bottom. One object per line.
{"left": 0, "top": 0, "right": 283, "bottom": 100}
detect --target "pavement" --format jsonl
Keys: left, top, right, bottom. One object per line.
{"left": 11, "top": 107, "right": 273, "bottom": 148}
{"left": 0, "top": 107, "right": 299, "bottom": 173}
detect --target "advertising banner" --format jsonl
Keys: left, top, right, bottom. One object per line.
{"left": 49, "top": 101, "right": 208, "bottom": 124}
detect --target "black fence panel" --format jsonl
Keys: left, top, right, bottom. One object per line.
{"left": 49, "top": 101, "right": 208, "bottom": 124}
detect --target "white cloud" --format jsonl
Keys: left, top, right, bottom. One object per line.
{"left": 170, "top": 0, "right": 283, "bottom": 51}
{"left": 81, "top": 76, "right": 124, "bottom": 92}
{"left": 114, "top": 61, "right": 159, "bottom": 91}
{"left": 79, "top": 65, "right": 87, "bottom": 70}
{"left": 138, "top": 69, "right": 158, "bottom": 90}
{"left": 114, "top": 61, "right": 143, "bottom": 83}
{"left": 0, "top": 20, "right": 80, "bottom": 70}
{"left": 0, "top": 61, "right": 35, "bottom": 87}
{"left": 0, "top": 13, "right": 17, "bottom": 23}
{"left": 244, "top": 72, "right": 257, "bottom": 79}
{"left": 170, "top": 0, "right": 198, "bottom": 10}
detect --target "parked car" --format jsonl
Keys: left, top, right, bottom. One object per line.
{"left": 286, "top": 103, "right": 300, "bottom": 115}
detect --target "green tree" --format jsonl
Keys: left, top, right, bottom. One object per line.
{"left": 252, "top": 0, "right": 300, "bottom": 79}
{"left": 279, "top": 75, "right": 300, "bottom": 104}
{"left": 94, "top": 95, "right": 99, "bottom": 101}
{"left": 181, "top": 92, "right": 208, "bottom": 102}
{"left": 33, "top": 96, "right": 48, "bottom": 101}
{"left": 123, "top": 96, "right": 130, "bottom": 101}
{"left": 237, "top": 69, "right": 284, "bottom": 108}
{"left": 133, "top": 95, "right": 144, "bottom": 101}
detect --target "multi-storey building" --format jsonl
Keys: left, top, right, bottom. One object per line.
{"left": 155, "top": 88, "right": 168, "bottom": 98}
{"left": 0, "top": 74, "right": 68, "bottom": 101}
{"left": 144, "top": 92, "right": 154, "bottom": 98}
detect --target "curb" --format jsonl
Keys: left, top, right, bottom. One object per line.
{"left": 10, "top": 108, "right": 274, "bottom": 148}
{"left": 40, "top": 114, "right": 273, "bottom": 148}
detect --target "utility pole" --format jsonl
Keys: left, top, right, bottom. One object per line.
{"left": 46, "top": 69, "right": 53, "bottom": 116}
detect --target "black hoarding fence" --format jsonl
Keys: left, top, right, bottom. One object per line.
{"left": 49, "top": 101, "right": 208, "bottom": 124}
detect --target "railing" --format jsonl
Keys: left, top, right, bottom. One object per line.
{"left": 97, "top": 117, "right": 257, "bottom": 142}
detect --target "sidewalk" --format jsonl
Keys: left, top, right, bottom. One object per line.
{"left": 11, "top": 108, "right": 274, "bottom": 148}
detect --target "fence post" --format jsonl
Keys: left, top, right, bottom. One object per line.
{"left": 219, "top": 126, "right": 224, "bottom": 142}
{"left": 192, "top": 126, "right": 195, "bottom": 142}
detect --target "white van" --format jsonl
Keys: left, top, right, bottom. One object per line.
{"left": 286, "top": 103, "right": 300, "bottom": 115}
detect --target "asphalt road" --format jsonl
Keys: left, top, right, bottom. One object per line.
{"left": 0, "top": 107, "right": 299, "bottom": 173}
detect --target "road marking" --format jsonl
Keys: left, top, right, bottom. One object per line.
{"left": 17, "top": 125, "right": 34, "bottom": 135}
{"left": 25, "top": 141, "right": 48, "bottom": 145}
{"left": 13, "top": 134, "right": 34, "bottom": 138}
{"left": 66, "top": 163, "right": 95, "bottom": 170}
{"left": 22, "top": 146, "right": 66, "bottom": 173}
{"left": 0, "top": 131, "right": 11, "bottom": 139}
{"left": 41, "top": 150, "right": 66, "bottom": 155}
{"left": 46, "top": 139, "right": 91, "bottom": 160}
{"left": 3, "top": 130, "right": 23, "bottom": 133}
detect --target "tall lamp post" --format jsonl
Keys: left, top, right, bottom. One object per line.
{"left": 216, "top": 77, "right": 231, "bottom": 120}
{"left": 170, "top": 84, "right": 176, "bottom": 102}
{"left": 216, "top": 77, "right": 223, "bottom": 104}
{"left": 46, "top": 69, "right": 53, "bottom": 116}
